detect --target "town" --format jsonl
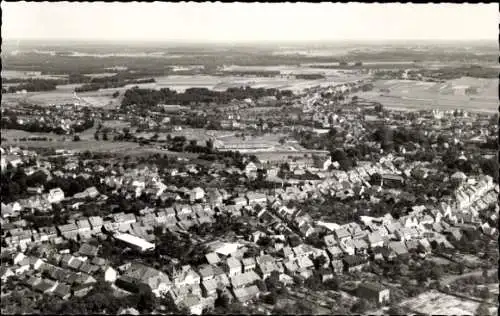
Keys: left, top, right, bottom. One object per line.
{"left": 1, "top": 76, "right": 498, "bottom": 314}
{"left": 1, "top": 2, "right": 498, "bottom": 316}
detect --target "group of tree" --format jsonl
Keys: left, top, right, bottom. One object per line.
{"left": 121, "top": 86, "right": 293, "bottom": 109}
{"left": 3, "top": 78, "right": 63, "bottom": 93}
{"left": 75, "top": 78, "right": 155, "bottom": 93}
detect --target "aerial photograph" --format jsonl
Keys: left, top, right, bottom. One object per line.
{"left": 0, "top": 2, "right": 498, "bottom": 315}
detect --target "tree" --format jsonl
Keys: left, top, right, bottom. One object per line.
{"left": 94, "top": 132, "right": 100, "bottom": 141}
{"left": 387, "top": 305, "right": 404, "bottom": 315}
{"left": 479, "top": 287, "right": 491, "bottom": 301}
{"left": 313, "top": 254, "right": 328, "bottom": 269}
{"left": 476, "top": 302, "right": 491, "bottom": 316}
{"left": 102, "top": 132, "right": 109, "bottom": 141}
{"left": 73, "top": 135, "right": 81, "bottom": 141}
{"left": 112, "top": 91, "right": 120, "bottom": 98}
{"left": 351, "top": 299, "right": 368, "bottom": 313}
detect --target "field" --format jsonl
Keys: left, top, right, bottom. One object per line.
{"left": 1, "top": 83, "right": 122, "bottom": 109}
{"left": 1, "top": 70, "right": 68, "bottom": 81}
{"left": 354, "top": 77, "right": 497, "bottom": 113}
{"left": 399, "top": 290, "right": 484, "bottom": 315}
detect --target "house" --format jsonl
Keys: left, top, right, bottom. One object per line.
{"left": 330, "top": 259, "right": 344, "bottom": 274}
{"left": 200, "top": 278, "right": 218, "bottom": 299}
{"left": 318, "top": 268, "right": 334, "bottom": 282}
{"left": 366, "top": 231, "right": 384, "bottom": 248}
{"left": 232, "top": 197, "right": 248, "bottom": 208}
{"left": 88, "top": 216, "right": 104, "bottom": 232}
{"left": 352, "top": 238, "right": 369, "bottom": 254}
{"left": 343, "top": 255, "right": 367, "bottom": 272}
{"left": 242, "top": 257, "right": 256, "bottom": 273}
{"left": 190, "top": 187, "right": 205, "bottom": 202}
{"left": 57, "top": 223, "right": 79, "bottom": 240}
{"left": 121, "top": 263, "right": 172, "bottom": 297}
{"left": 334, "top": 227, "right": 351, "bottom": 241}
{"left": 213, "top": 266, "right": 230, "bottom": 288}
{"left": 339, "top": 239, "right": 356, "bottom": 256}
{"left": 381, "top": 174, "right": 405, "bottom": 188}
{"left": 230, "top": 271, "right": 260, "bottom": 289}
{"left": 0, "top": 267, "right": 15, "bottom": 281}
{"left": 179, "top": 294, "right": 203, "bottom": 315}
{"left": 77, "top": 243, "right": 99, "bottom": 258}
{"left": 197, "top": 264, "right": 216, "bottom": 282}
{"left": 205, "top": 252, "right": 220, "bottom": 265}
{"left": 223, "top": 277, "right": 254, "bottom": 300}
{"left": 33, "top": 278, "right": 58, "bottom": 294}
{"left": 118, "top": 307, "right": 140, "bottom": 315}
{"left": 246, "top": 192, "right": 267, "bottom": 206}
{"left": 324, "top": 235, "right": 338, "bottom": 247}
{"left": 256, "top": 255, "right": 280, "bottom": 279}
{"left": 47, "top": 188, "right": 65, "bottom": 204}
{"left": 388, "top": 241, "right": 409, "bottom": 257}
{"left": 244, "top": 162, "right": 258, "bottom": 177}
{"left": 327, "top": 246, "right": 343, "bottom": 260}
{"left": 78, "top": 262, "right": 99, "bottom": 275}
{"left": 356, "top": 282, "right": 390, "bottom": 303}
{"left": 296, "top": 256, "right": 315, "bottom": 279}
{"left": 104, "top": 266, "right": 117, "bottom": 282}
{"left": 52, "top": 283, "right": 71, "bottom": 300}
{"left": 225, "top": 257, "right": 242, "bottom": 277}
{"left": 447, "top": 228, "right": 463, "bottom": 242}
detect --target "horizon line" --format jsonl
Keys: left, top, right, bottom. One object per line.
{"left": 3, "top": 38, "right": 497, "bottom": 43}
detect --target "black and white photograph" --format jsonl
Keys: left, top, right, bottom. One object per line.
{"left": 0, "top": 2, "right": 498, "bottom": 315}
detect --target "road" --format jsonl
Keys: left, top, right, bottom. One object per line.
{"left": 441, "top": 268, "right": 498, "bottom": 286}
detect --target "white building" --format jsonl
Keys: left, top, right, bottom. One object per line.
{"left": 114, "top": 233, "right": 155, "bottom": 252}
{"left": 47, "top": 188, "right": 65, "bottom": 204}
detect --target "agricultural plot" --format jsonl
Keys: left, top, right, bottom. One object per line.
{"left": 1, "top": 86, "right": 121, "bottom": 109}
{"left": 355, "top": 77, "right": 497, "bottom": 113}
{"left": 399, "top": 290, "right": 482, "bottom": 315}
{"left": 1, "top": 138, "right": 141, "bottom": 154}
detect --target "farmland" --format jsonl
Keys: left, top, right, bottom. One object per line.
{"left": 1, "top": 84, "right": 122, "bottom": 109}
{"left": 398, "top": 290, "right": 490, "bottom": 315}
{"left": 354, "top": 77, "right": 498, "bottom": 113}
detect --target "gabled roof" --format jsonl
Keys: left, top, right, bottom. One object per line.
{"left": 226, "top": 257, "right": 242, "bottom": 269}
{"left": 388, "top": 241, "right": 408, "bottom": 255}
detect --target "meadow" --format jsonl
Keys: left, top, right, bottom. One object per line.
{"left": 354, "top": 77, "right": 497, "bottom": 113}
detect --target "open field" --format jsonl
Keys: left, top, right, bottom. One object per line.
{"left": 1, "top": 137, "right": 141, "bottom": 153}
{"left": 1, "top": 70, "right": 68, "bottom": 80}
{"left": 2, "top": 68, "right": 368, "bottom": 107}
{"left": 354, "top": 77, "right": 497, "bottom": 113}
{"left": 399, "top": 290, "right": 482, "bottom": 315}
{"left": 1, "top": 129, "right": 60, "bottom": 140}
{"left": 1, "top": 85, "right": 122, "bottom": 109}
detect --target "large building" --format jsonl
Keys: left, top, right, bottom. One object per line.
{"left": 114, "top": 233, "right": 155, "bottom": 252}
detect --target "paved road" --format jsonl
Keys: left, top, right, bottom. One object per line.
{"left": 441, "top": 268, "right": 498, "bottom": 286}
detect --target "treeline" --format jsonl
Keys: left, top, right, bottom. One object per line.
{"left": 222, "top": 70, "right": 281, "bottom": 77}
{"left": 294, "top": 74, "right": 325, "bottom": 80}
{"left": 403, "top": 66, "right": 498, "bottom": 80}
{"left": 3, "top": 79, "right": 63, "bottom": 93}
{"left": 121, "top": 86, "right": 294, "bottom": 108}
{"left": 74, "top": 78, "right": 155, "bottom": 93}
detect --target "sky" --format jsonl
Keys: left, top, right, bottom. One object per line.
{"left": 1, "top": 2, "right": 498, "bottom": 42}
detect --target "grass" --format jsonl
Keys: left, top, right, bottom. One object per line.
{"left": 355, "top": 78, "right": 497, "bottom": 113}
{"left": 399, "top": 290, "right": 481, "bottom": 315}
